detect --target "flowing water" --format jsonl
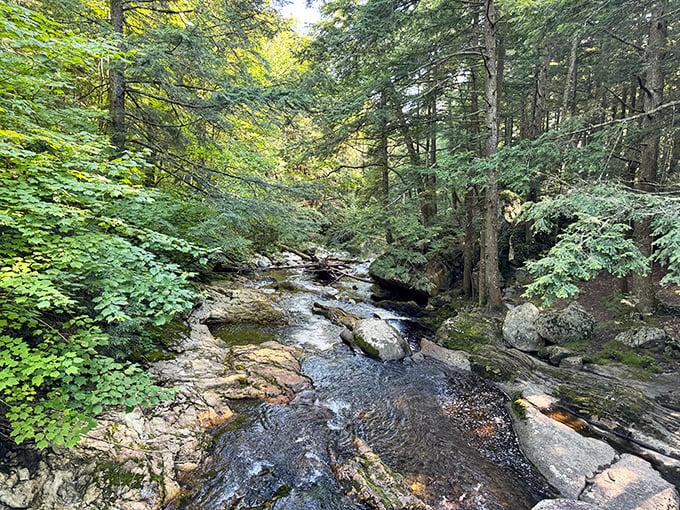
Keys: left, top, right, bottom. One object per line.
{"left": 170, "top": 265, "right": 552, "bottom": 509}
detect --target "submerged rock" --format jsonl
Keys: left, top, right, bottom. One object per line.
{"left": 352, "top": 319, "right": 411, "bottom": 362}
{"left": 503, "top": 303, "right": 543, "bottom": 352}
{"left": 535, "top": 303, "right": 594, "bottom": 345}
{"left": 328, "top": 437, "right": 431, "bottom": 510}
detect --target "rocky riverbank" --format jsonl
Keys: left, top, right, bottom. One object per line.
{"left": 0, "top": 284, "right": 310, "bottom": 510}
{"left": 427, "top": 304, "right": 680, "bottom": 510}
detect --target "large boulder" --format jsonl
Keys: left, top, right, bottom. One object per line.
{"left": 615, "top": 327, "right": 667, "bottom": 349}
{"left": 368, "top": 247, "right": 463, "bottom": 300}
{"left": 503, "top": 303, "right": 543, "bottom": 352}
{"left": 535, "top": 303, "right": 594, "bottom": 345}
{"left": 192, "top": 286, "right": 287, "bottom": 325}
{"left": 352, "top": 319, "right": 411, "bottom": 362}
{"left": 581, "top": 454, "right": 680, "bottom": 510}
{"left": 435, "top": 312, "right": 502, "bottom": 350}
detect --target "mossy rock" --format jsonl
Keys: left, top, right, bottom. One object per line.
{"left": 434, "top": 312, "right": 502, "bottom": 352}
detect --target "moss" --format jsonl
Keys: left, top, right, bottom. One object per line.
{"left": 435, "top": 314, "right": 502, "bottom": 356}
{"left": 584, "top": 340, "right": 661, "bottom": 373}
{"left": 353, "top": 334, "right": 381, "bottom": 358}
{"left": 474, "top": 360, "right": 514, "bottom": 382}
{"left": 511, "top": 399, "right": 528, "bottom": 420}
{"left": 100, "top": 462, "right": 144, "bottom": 489}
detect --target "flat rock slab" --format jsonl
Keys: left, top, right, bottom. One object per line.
{"left": 511, "top": 398, "right": 617, "bottom": 499}
{"left": 193, "top": 287, "right": 287, "bottom": 325}
{"left": 420, "top": 338, "right": 471, "bottom": 371}
{"left": 581, "top": 454, "right": 680, "bottom": 510}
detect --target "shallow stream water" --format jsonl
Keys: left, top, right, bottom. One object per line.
{"left": 169, "top": 265, "right": 551, "bottom": 509}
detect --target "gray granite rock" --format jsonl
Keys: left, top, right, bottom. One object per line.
{"left": 503, "top": 303, "right": 543, "bottom": 352}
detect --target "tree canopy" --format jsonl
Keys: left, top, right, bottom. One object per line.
{"left": 1, "top": 0, "right": 679, "bottom": 450}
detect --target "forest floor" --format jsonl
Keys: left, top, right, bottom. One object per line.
{"left": 564, "top": 266, "right": 680, "bottom": 373}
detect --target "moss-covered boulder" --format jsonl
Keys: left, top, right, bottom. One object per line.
{"left": 352, "top": 319, "right": 411, "bottom": 362}
{"left": 535, "top": 304, "right": 594, "bottom": 345}
{"left": 368, "top": 247, "right": 463, "bottom": 300}
{"left": 434, "top": 312, "right": 502, "bottom": 351}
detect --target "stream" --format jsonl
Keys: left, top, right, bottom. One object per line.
{"left": 169, "top": 263, "right": 552, "bottom": 509}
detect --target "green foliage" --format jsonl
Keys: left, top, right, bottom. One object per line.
{"left": 0, "top": 2, "right": 205, "bottom": 448}
{"left": 523, "top": 183, "right": 680, "bottom": 304}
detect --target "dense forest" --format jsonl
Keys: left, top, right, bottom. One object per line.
{"left": 1, "top": 0, "right": 679, "bottom": 456}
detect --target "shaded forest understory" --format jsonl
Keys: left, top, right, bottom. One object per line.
{"left": 1, "top": 0, "right": 680, "bottom": 464}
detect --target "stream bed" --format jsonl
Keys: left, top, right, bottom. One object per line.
{"left": 169, "top": 267, "right": 552, "bottom": 509}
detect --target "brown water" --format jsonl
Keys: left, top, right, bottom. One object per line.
{"left": 170, "top": 268, "right": 552, "bottom": 509}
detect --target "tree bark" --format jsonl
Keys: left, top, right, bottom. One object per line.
{"left": 633, "top": 2, "right": 667, "bottom": 314}
{"left": 561, "top": 36, "right": 579, "bottom": 121}
{"left": 378, "top": 96, "right": 392, "bottom": 244}
{"left": 531, "top": 40, "right": 549, "bottom": 139}
{"left": 109, "top": 0, "right": 126, "bottom": 155}
{"left": 481, "top": 0, "right": 502, "bottom": 309}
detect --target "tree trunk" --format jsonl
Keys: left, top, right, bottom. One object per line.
{"left": 481, "top": 0, "right": 502, "bottom": 309}
{"left": 561, "top": 36, "right": 579, "bottom": 121}
{"left": 530, "top": 40, "right": 549, "bottom": 139}
{"left": 109, "top": 0, "right": 126, "bottom": 155}
{"left": 378, "top": 97, "right": 392, "bottom": 244}
{"left": 633, "top": 2, "right": 667, "bottom": 314}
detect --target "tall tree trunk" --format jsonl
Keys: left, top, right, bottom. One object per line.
{"left": 464, "top": 15, "right": 482, "bottom": 299}
{"left": 378, "top": 97, "right": 392, "bottom": 244}
{"left": 420, "top": 69, "right": 438, "bottom": 228}
{"left": 633, "top": 2, "right": 667, "bottom": 314}
{"left": 481, "top": 0, "right": 502, "bottom": 309}
{"left": 561, "top": 36, "right": 579, "bottom": 121}
{"left": 109, "top": 0, "right": 126, "bottom": 155}
{"left": 531, "top": 40, "right": 549, "bottom": 139}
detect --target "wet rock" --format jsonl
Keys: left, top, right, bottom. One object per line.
{"left": 615, "top": 327, "right": 667, "bottom": 349}
{"left": 510, "top": 397, "right": 617, "bottom": 499}
{"left": 328, "top": 437, "right": 431, "bottom": 510}
{"left": 559, "top": 356, "right": 583, "bottom": 370}
{"left": 581, "top": 454, "right": 680, "bottom": 510}
{"left": 535, "top": 303, "right": 594, "bottom": 345}
{"left": 503, "top": 303, "right": 543, "bottom": 352}
{"left": 192, "top": 287, "right": 287, "bottom": 325}
{"left": 352, "top": 319, "right": 411, "bottom": 362}
{"left": 419, "top": 338, "right": 471, "bottom": 371}
{"left": 1, "top": 292, "right": 313, "bottom": 510}
{"left": 224, "top": 341, "right": 313, "bottom": 404}
{"left": 532, "top": 499, "right": 601, "bottom": 510}
{"left": 312, "top": 302, "right": 363, "bottom": 330}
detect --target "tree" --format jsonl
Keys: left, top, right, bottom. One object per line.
{"left": 480, "top": 0, "right": 503, "bottom": 308}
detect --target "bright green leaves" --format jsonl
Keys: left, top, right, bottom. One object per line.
{"left": 0, "top": 2, "right": 204, "bottom": 450}
{"left": 522, "top": 184, "right": 680, "bottom": 304}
